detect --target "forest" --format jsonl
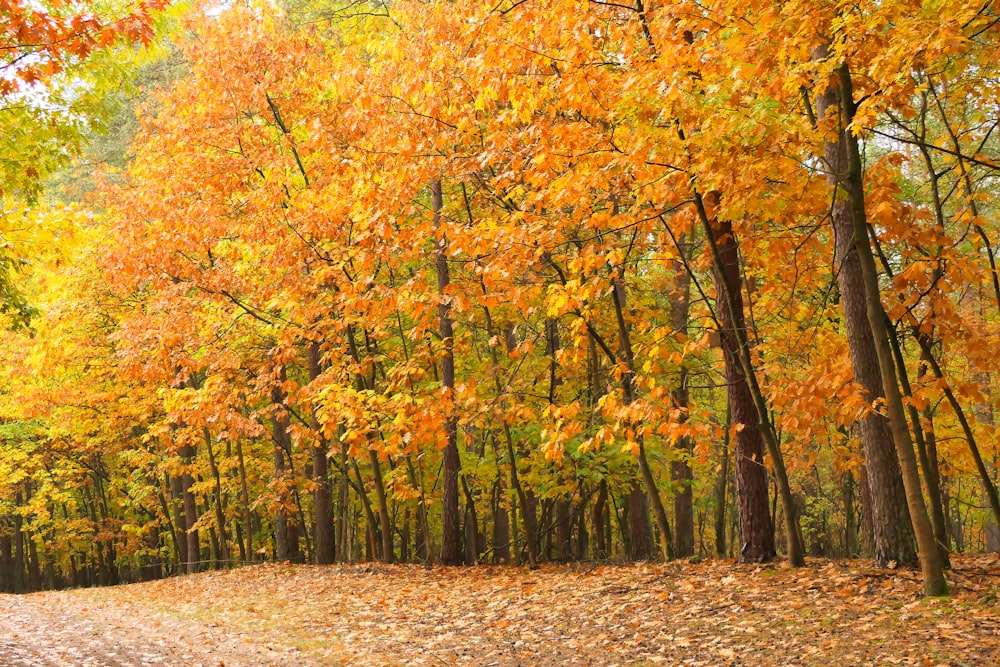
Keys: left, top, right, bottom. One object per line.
{"left": 1, "top": 0, "right": 999, "bottom": 605}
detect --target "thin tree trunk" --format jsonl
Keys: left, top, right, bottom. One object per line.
{"left": 271, "top": 382, "right": 291, "bottom": 563}
{"left": 610, "top": 266, "right": 672, "bottom": 560}
{"left": 169, "top": 474, "right": 188, "bottom": 568}
{"left": 235, "top": 439, "right": 253, "bottom": 562}
{"left": 887, "top": 328, "right": 949, "bottom": 564}
{"left": 203, "top": 428, "right": 230, "bottom": 566}
{"left": 491, "top": 458, "right": 511, "bottom": 564}
{"left": 433, "top": 180, "right": 462, "bottom": 566}
{"left": 670, "top": 241, "right": 696, "bottom": 558}
{"left": 593, "top": 480, "right": 610, "bottom": 559}
{"left": 369, "top": 449, "right": 394, "bottom": 563}
{"left": 307, "top": 342, "right": 336, "bottom": 565}
{"left": 714, "top": 405, "right": 731, "bottom": 557}
{"left": 180, "top": 443, "right": 200, "bottom": 574}
{"left": 463, "top": 476, "right": 480, "bottom": 564}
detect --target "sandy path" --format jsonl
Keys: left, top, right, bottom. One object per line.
{"left": 0, "top": 592, "right": 317, "bottom": 667}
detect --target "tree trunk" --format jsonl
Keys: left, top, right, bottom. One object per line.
{"left": 203, "top": 429, "right": 230, "bottom": 566}
{"left": 169, "top": 474, "right": 188, "bottom": 569}
{"left": 670, "top": 244, "right": 696, "bottom": 558}
{"left": 833, "top": 60, "right": 948, "bottom": 595}
{"left": 492, "top": 474, "right": 511, "bottom": 564}
{"left": 433, "top": 180, "right": 463, "bottom": 566}
{"left": 271, "top": 382, "right": 291, "bottom": 563}
{"left": 307, "top": 342, "right": 336, "bottom": 565}
{"left": 705, "top": 213, "right": 775, "bottom": 562}
{"left": 626, "top": 483, "right": 655, "bottom": 560}
{"left": 610, "top": 266, "right": 673, "bottom": 560}
{"left": 592, "top": 480, "right": 610, "bottom": 560}
{"left": 180, "top": 443, "right": 200, "bottom": 574}
{"left": 815, "top": 75, "right": 917, "bottom": 567}
{"left": 369, "top": 449, "right": 394, "bottom": 563}
{"left": 235, "top": 439, "right": 253, "bottom": 562}
{"left": 671, "top": 369, "right": 695, "bottom": 559}
{"left": 714, "top": 406, "right": 731, "bottom": 557}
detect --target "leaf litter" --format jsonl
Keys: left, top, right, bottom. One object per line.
{"left": 2, "top": 556, "right": 999, "bottom": 666}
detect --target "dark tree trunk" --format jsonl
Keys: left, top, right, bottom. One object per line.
{"left": 827, "top": 58, "right": 947, "bottom": 595}
{"left": 815, "top": 51, "right": 917, "bottom": 568}
{"left": 170, "top": 474, "right": 188, "bottom": 569}
{"left": 463, "top": 477, "right": 480, "bottom": 565}
{"left": 708, "top": 216, "right": 775, "bottom": 562}
{"left": 713, "top": 408, "right": 730, "bottom": 557}
{"left": 368, "top": 449, "right": 394, "bottom": 563}
{"left": 433, "top": 180, "right": 463, "bottom": 566}
{"left": 841, "top": 471, "right": 859, "bottom": 557}
{"left": 13, "top": 491, "right": 25, "bottom": 592}
{"left": 626, "top": 483, "right": 654, "bottom": 560}
{"left": 555, "top": 498, "right": 572, "bottom": 562}
{"left": 592, "top": 480, "right": 610, "bottom": 560}
{"left": 1, "top": 531, "right": 13, "bottom": 593}
{"left": 271, "top": 381, "right": 291, "bottom": 563}
{"left": 671, "top": 370, "right": 695, "bottom": 558}
{"left": 180, "top": 444, "right": 200, "bottom": 574}
{"left": 492, "top": 477, "right": 511, "bottom": 564}
{"left": 670, "top": 245, "right": 695, "bottom": 558}
{"left": 203, "top": 429, "right": 230, "bottom": 566}
{"left": 307, "top": 342, "right": 336, "bottom": 565}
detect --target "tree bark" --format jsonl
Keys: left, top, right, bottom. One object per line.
{"left": 180, "top": 443, "right": 200, "bottom": 574}
{"left": 670, "top": 246, "right": 695, "bottom": 557}
{"left": 307, "top": 342, "right": 336, "bottom": 565}
{"left": 433, "top": 180, "right": 463, "bottom": 566}
{"left": 271, "top": 381, "right": 292, "bottom": 563}
{"left": 704, "top": 213, "right": 775, "bottom": 562}
{"left": 203, "top": 428, "right": 230, "bottom": 566}
{"left": 833, "top": 61, "right": 948, "bottom": 595}
{"left": 610, "top": 266, "right": 672, "bottom": 560}
{"left": 714, "top": 405, "right": 731, "bottom": 558}
{"left": 814, "top": 75, "right": 918, "bottom": 568}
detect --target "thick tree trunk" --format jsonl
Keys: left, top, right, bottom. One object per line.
{"left": 815, "top": 81, "right": 917, "bottom": 567}
{"left": 626, "top": 483, "right": 654, "bottom": 560}
{"left": 706, "top": 215, "right": 775, "bottom": 562}
{"left": 832, "top": 61, "right": 947, "bottom": 595}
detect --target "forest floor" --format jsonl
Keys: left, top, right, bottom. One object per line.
{"left": 1, "top": 556, "right": 999, "bottom": 666}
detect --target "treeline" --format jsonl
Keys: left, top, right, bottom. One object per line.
{"left": 1, "top": 0, "right": 998, "bottom": 595}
